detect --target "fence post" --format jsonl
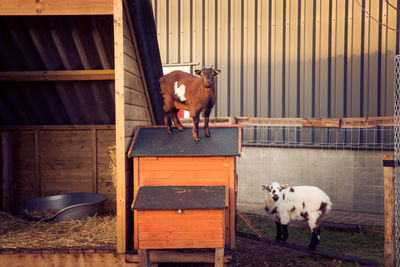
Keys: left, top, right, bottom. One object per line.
{"left": 383, "top": 154, "right": 395, "bottom": 267}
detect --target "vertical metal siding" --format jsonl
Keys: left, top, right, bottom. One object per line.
{"left": 151, "top": 0, "right": 399, "bottom": 118}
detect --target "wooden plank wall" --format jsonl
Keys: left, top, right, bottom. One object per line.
{"left": 123, "top": 4, "right": 153, "bottom": 145}
{"left": 0, "top": 126, "right": 116, "bottom": 212}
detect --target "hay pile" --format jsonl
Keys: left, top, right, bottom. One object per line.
{"left": 0, "top": 212, "right": 116, "bottom": 249}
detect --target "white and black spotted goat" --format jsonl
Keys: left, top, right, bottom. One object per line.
{"left": 262, "top": 182, "right": 332, "bottom": 249}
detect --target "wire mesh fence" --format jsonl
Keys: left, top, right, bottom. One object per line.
{"left": 394, "top": 55, "right": 400, "bottom": 266}
{"left": 238, "top": 119, "right": 392, "bottom": 219}
{"left": 242, "top": 124, "right": 393, "bottom": 151}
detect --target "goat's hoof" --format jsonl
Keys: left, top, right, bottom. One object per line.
{"left": 193, "top": 136, "right": 200, "bottom": 142}
{"left": 166, "top": 128, "right": 173, "bottom": 135}
{"left": 177, "top": 126, "right": 184, "bottom": 132}
{"left": 308, "top": 243, "right": 317, "bottom": 250}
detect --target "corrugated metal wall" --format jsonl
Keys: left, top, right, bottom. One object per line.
{"left": 151, "top": 0, "right": 399, "bottom": 118}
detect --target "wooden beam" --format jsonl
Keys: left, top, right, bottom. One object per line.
{"left": 0, "top": 0, "right": 113, "bottom": 16}
{"left": 383, "top": 154, "right": 395, "bottom": 267}
{"left": 236, "top": 117, "right": 304, "bottom": 127}
{"left": 125, "top": 250, "right": 233, "bottom": 264}
{"left": 0, "top": 125, "right": 115, "bottom": 131}
{"left": 214, "top": 248, "right": 224, "bottom": 267}
{"left": 302, "top": 118, "right": 341, "bottom": 128}
{"left": 0, "top": 253, "right": 136, "bottom": 267}
{"left": 138, "top": 250, "right": 151, "bottom": 267}
{"left": 113, "top": 0, "right": 126, "bottom": 254}
{"left": 0, "top": 70, "right": 115, "bottom": 82}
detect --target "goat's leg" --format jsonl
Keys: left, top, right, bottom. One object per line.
{"left": 308, "top": 227, "right": 320, "bottom": 250}
{"left": 163, "top": 111, "right": 173, "bottom": 135}
{"left": 281, "top": 224, "right": 289, "bottom": 243}
{"left": 274, "top": 221, "right": 283, "bottom": 241}
{"left": 191, "top": 113, "right": 200, "bottom": 141}
{"left": 170, "top": 108, "right": 184, "bottom": 131}
{"left": 203, "top": 109, "right": 212, "bottom": 137}
{"left": 307, "top": 213, "right": 321, "bottom": 249}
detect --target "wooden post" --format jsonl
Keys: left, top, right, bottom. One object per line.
{"left": 236, "top": 211, "right": 263, "bottom": 239}
{"left": 383, "top": 154, "right": 395, "bottom": 267}
{"left": 2, "top": 132, "right": 14, "bottom": 214}
{"left": 214, "top": 248, "right": 224, "bottom": 267}
{"left": 114, "top": 0, "right": 126, "bottom": 254}
{"left": 138, "top": 249, "right": 150, "bottom": 267}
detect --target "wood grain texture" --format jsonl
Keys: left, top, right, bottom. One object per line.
{"left": 0, "top": 0, "right": 113, "bottom": 15}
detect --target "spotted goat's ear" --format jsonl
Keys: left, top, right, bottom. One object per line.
{"left": 261, "top": 185, "right": 270, "bottom": 191}
{"left": 281, "top": 184, "right": 290, "bottom": 190}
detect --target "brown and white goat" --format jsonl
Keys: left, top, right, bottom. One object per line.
{"left": 159, "top": 68, "right": 220, "bottom": 141}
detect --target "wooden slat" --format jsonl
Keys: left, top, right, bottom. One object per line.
{"left": 140, "top": 170, "right": 228, "bottom": 179}
{"left": 236, "top": 117, "right": 304, "bottom": 126}
{"left": 123, "top": 0, "right": 156, "bottom": 124}
{"left": 139, "top": 161, "right": 228, "bottom": 172}
{"left": 0, "top": 70, "right": 115, "bottom": 81}
{"left": 0, "top": 0, "right": 113, "bottom": 15}
{"left": 139, "top": 231, "right": 224, "bottom": 242}
{"left": 0, "top": 253, "right": 135, "bottom": 267}
{"left": 34, "top": 128, "right": 41, "bottom": 197}
{"left": 139, "top": 239, "right": 225, "bottom": 249}
{"left": 2, "top": 133, "right": 14, "bottom": 213}
{"left": 0, "top": 125, "right": 115, "bottom": 130}
{"left": 302, "top": 118, "right": 341, "bottom": 128}
{"left": 139, "top": 179, "right": 229, "bottom": 187}
{"left": 126, "top": 250, "right": 233, "bottom": 264}
{"left": 139, "top": 221, "right": 224, "bottom": 232}
{"left": 92, "top": 129, "right": 97, "bottom": 193}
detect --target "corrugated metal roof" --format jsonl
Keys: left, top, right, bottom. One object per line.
{"left": 0, "top": 15, "right": 115, "bottom": 125}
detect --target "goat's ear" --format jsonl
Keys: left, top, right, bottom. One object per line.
{"left": 281, "top": 184, "right": 289, "bottom": 190}
{"left": 215, "top": 69, "right": 221, "bottom": 75}
{"left": 261, "top": 185, "right": 270, "bottom": 191}
{"left": 194, "top": 69, "right": 202, "bottom": 75}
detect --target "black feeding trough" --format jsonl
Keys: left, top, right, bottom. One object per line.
{"left": 20, "top": 192, "right": 107, "bottom": 222}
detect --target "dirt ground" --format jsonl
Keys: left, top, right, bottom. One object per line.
{"left": 162, "top": 234, "right": 377, "bottom": 267}
{"left": 234, "top": 236, "right": 351, "bottom": 267}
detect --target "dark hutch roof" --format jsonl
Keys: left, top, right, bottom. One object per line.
{"left": 128, "top": 126, "right": 242, "bottom": 157}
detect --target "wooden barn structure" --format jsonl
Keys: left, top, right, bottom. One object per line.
{"left": 128, "top": 126, "right": 241, "bottom": 265}
{"left": 0, "top": 0, "right": 166, "bottom": 264}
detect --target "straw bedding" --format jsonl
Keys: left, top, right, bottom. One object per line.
{"left": 0, "top": 212, "right": 116, "bottom": 249}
